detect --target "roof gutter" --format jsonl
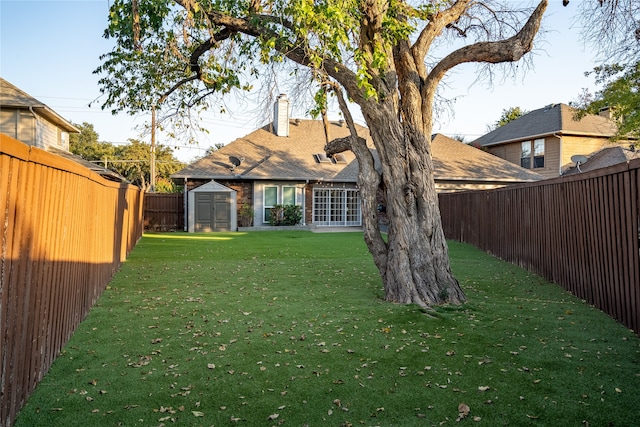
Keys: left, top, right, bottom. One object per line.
{"left": 481, "top": 132, "right": 556, "bottom": 147}
{"left": 554, "top": 133, "right": 564, "bottom": 175}
{"left": 28, "top": 106, "right": 39, "bottom": 145}
{"left": 29, "top": 105, "right": 81, "bottom": 133}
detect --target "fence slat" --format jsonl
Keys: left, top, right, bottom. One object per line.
{"left": 440, "top": 159, "right": 640, "bottom": 335}
{"left": 0, "top": 135, "right": 144, "bottom": 427}
{"left": 143, "top": 193, "right": 184, "bottom": 231}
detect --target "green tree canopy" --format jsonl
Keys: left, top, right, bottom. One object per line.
{"left": 70, "top": 122, "right": 184, "bottom": 191}
{"left": 572, "top": 0, "right": 639, "bottom": 142}
{"left": 113, "top": 139, "right": 184, "bottom": 190}
{"left": 491, "top": 106, "right": 527, "bottom": 130}
{"left": 70, "top": 122, "right": 117, "bottom": 161}
{"left": 577, "top": 63, "right": 640, "bottom": 141}
{"left": 96, "top": 0, "right": 549, "bottom": 307}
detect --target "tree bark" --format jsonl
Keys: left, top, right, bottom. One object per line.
{"left": 326, "top": 92, "right": 464, "bottom": 307}
{"left": 362, "top": 100, "right": 464, "bottom": 307}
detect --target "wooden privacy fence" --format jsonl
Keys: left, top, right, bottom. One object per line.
{"left": 0, "top": 134, "right": 144, "bottom": 427}
{"left": 439, "top": 159, "right": 640, "bottom": 334}
{"left": 144, "top": 193, "right": 184, "bottom": 231}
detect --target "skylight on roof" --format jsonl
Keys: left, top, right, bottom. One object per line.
{"left": 332, "top": 153, "right": 347, "bottom": 164}
{"left": 313, "top": 153, "right": 332, "bottom": 163}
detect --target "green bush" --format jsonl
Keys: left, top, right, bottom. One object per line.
{"left": 268, "top": 204, "right": 302, "bottom": 226}
{"left": 238, "top": 203, "right": 254, "bottom": 227}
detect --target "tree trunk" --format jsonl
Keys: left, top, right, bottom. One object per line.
{"left": 360, "top": 101, "right": 465, "bottom": 308}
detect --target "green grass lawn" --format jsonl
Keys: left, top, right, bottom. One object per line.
{"left": 14, "top": 232, "right": 640, "bottom": 427}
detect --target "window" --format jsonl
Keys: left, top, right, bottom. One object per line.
{"left": 313, "top": 153, "right": 348, "bottom": 164}
{"left": 520, "top": 142, "right": 531, "bottom": 169}
{"left": 313, "top": 153, "right": 332, "bottom": 163}
{"left": 263, "top": 185, "right": 298, "bottom": 224}
{"left": 313, "top": 188, "right": 361, "bottom": 226}
{"left": 264, "top": 186, "right": 278, "bottom": 223}
{"left": 282, "top": 186, "right": 296, "bottom": 205}
{"left": 533, "top": 139, "right": 545, "bottom": 168}
{"left": 332, "top": 153, "right": 348, "bottom": 164}
{"left": 520, "top": 139, "right": 545, "bottom": 169}
{"left": 59, "top": 130, "right": 69, "bottom": 147}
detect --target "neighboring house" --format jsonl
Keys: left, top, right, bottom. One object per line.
{"left": 430, "top": 133, "right": 543, "bottom": 192}
{"left": 564, "top": 144, "right": 640, "bottom": 175}
{"left": 472, "top": 103, "right": 631, "bottom": 178}
{"left": 172, "top": 95, "right": 542, "bottom": 232}
{"left": 0, "top": 78, "right": 79, "bottom": 151}
{"left": 0, "top": 78, "right": 125, "bottom": 181}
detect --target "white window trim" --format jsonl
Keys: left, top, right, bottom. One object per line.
{"left": 312, "top": 188, "right": 362, "bottom": 227}
{"left": 520, "top": 139, "right": 545, "bottom": 170}
{"left": 262, "top": 184, "right": 301, "bottom": 224}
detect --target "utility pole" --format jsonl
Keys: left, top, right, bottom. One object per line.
{"left": 150, "top": 104, "right": 157, "bottom": 192}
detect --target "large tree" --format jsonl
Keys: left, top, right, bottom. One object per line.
{"left": 490, "top": 106, "right": 528, "bottom": 131}
{"left": 113, "top": 139, "right": 184, "bottom": 190}
{"left": 70, "top": 122, "right": 117, "bottom": 161}
{"left": 96, "top": 0, "right": 548, "bottom": 308}
{"left": 572, "top": 0, "right": 640, "bottom": 141}
{"left": 576, "top": 0, "right": 639, "bottom": 67}
{"left": 70, "top": 123, "right": 184, "bottom": 191}
{"left": 575, "top": 63, "right": 640, "bottom": 141}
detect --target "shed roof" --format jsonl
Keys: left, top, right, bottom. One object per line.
{"left": 473, "top": 103, "right": 618, "bottom": 147}
{"left": 190, "top": 180, "right": 235, "bottom": 193}
{"left": 0, "top": 78, "right": 80, "bottom": 133}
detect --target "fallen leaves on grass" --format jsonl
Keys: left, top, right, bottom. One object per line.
{"left": 456, "top": 403, "right": 470, "bottom": 422}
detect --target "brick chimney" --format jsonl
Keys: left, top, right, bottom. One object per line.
{"left": 273, "top": 94, "right": 289, "bottom": 137}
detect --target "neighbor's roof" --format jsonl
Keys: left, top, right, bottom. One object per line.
{"left": 473, "top": 103, "right": 618, "bottom": 147}
{"left": 431, "top": 134, "right": 543, "bottom": 183}
{"left": 173, "top": 120, "right": 543, "bottom": 184}
{"left": 564, "top": 144, "right": 640, "bottom": 175}
{"left": 0, "top": 78, "right": 80, "bottom": 133}
{"left": 47, "top": 146, "right": 128, "bottom": 183}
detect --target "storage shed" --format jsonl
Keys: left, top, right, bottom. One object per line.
{"left": 188, "top": 180, "right": 237, "bottom": 232}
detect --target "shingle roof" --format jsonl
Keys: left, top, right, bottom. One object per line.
{"left": 431, "top": 134, "right": 543, "bottom": 182}
{"left": 172, "top": 120, "right": 543, "bottom": 184}
{"left": 0, "top": 78, "right": 80, "bottom": 133}
{"left": 47, "top": 146, "right": 128, "bottom": 183}
{"left": 173, "top": 120, "right": 366, "bottom": 181}
{"left": 563, "top": 144, "right": 640, "bottom": 175}
{"left": 473, "top": 103, "right": 618, "bottom": 147}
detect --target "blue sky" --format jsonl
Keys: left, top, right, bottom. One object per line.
{"left": 1, "top": 0, "right": 600, "bottom": 162}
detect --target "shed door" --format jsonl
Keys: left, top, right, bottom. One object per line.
{"left": 213, "top": 193, "right": 231, "bottom": 231}
{"left": 195, "top": 192, "right": 231, "bottom": 232}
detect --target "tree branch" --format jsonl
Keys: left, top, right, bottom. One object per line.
{"left": 424, "top": 0, "right": 548, "bottom": 91}
{"left": 411, "top": 0, "right": 471, "bottom": 67}
{"left": 179, "top": 4, "right": 366, "bottom": 105}
{"left": 327, "top": 84, "right": 388, "bottom": 268}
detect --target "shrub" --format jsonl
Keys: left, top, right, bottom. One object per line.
{"left": 238, "top": 203, "right": 254, "bottom": 227}
{"left": 268, "top": 204, "right": 302, "bottom": 226}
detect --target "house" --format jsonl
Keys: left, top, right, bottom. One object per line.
{"left": 472, "top": 103, "right": 631, "bottom": 178}
{"left": 172, "top": 95, "right": 542, "bottom": 232}
{"left": 0, "top": 78, "right": 124, "bottom": 181}
{"left": 0, "top": 78, "right": 79, "bottom": 151}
